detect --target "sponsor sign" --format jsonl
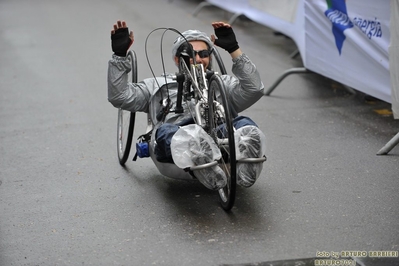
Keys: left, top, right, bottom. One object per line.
{"left": 304, "top": 0, "right": 391, "bottom": 103}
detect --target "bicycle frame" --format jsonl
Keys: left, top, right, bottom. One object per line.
{"left": 172, "top": 54, "right": 222, "bottom": 132}
{"left": 169, "top": 53, "right": 237, "bottom": 210}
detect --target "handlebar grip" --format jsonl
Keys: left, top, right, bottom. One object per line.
{"left": 156, "top": 107, "right": 166, "bottom": 121}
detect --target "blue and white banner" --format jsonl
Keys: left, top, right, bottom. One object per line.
{"left": 304, "top": 0, "right": 391, "bottom": 103}
{"left": 199, "top": 0, "right": 398, "bottom": 116}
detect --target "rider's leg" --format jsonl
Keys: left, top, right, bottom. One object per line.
{"left": 168, "top": 124, "right": 227, "bottom": 190}
{"left": 188, "top": 137, "right": 227, "bottom": 190}
{"left": 154, "top": 123, "right": 179, "bottom": 163}
{"left": 154, "top": 117, "right": 197, "bottom": 163}
{"left": 232, "top": 116, "right": 266, "bottom": 188}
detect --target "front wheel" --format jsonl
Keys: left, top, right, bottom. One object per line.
{"left": 117, "top": 50, "right": 138, "bottom": 166}
{"left": 208, "top": 74, "right": 237, "bottom": 211}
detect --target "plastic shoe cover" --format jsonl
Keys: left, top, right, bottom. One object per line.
{"left": 235, "top": 126, "right": 267, "bottom": 187}
{"left": 171, "top": 124, "right": 226, "bottom": 190}
{"left": 189, "top": 137, "right": 227, "bottom": 190}
{"left": 192, "top": 166, "right": 227, "bottom": 190}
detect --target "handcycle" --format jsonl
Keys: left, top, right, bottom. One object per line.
{"left": 116, "top": 28, "right": 265, "bottom": 211}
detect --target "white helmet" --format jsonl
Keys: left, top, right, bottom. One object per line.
{"left": 171, "top": 29, "right": 214, "bottom": 60}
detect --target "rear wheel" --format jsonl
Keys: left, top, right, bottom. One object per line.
{"left": 117, "top": 50, "right": 138, "bottom": 166}
{"left": 208, "top": 74, "right": 237, "bottom": 211}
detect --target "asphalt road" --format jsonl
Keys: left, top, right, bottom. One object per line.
{"left": 1, "top": 0, "right": 398, "bottom": 265}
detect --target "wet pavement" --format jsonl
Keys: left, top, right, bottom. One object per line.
{"left": 0, "top": 0, "right": 398, "bottom": 265}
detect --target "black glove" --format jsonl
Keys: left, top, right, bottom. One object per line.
{"left": 111, "top": 28, "right": 132, "bottom": 57}
{"left": 213, "top": 26, "right": 239, "bottom": 53}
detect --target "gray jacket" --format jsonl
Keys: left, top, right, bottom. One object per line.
{"left": 107, "top": 53, "right": 264, "bottom": 124}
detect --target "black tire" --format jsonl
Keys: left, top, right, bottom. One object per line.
{"left": 117, "top": 50, "right": 138, "bottom": 166}
{"left": 207, "top": 74, "right": 237, "bottom": 211}
{"left": 211, "top": 47, "right": 227, "bottom": 75}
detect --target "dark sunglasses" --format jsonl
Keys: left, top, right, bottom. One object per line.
{"left": 193, "top": 49, "right": 211, "bottom": 58}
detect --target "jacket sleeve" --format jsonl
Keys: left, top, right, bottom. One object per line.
{"left": 222, "top": 53, "right": 264, "bottom": 113}
{"left": 107, "top": 54, "right": 152, "bottom": 113}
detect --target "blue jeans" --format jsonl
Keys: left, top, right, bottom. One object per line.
{"left": 154, "top": 116, "right": 258, "bottom": 163}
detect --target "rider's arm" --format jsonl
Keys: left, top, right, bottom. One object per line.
{"left": 229, "top": 47, "right": 243, "bottom": 60}
{"left": 211, "top": 22, "right": 264, "bottom": 113}
{"left": 223, "top": 53, "right": 264, "bottom": 113}
{"left": 107, "top": 55, "right": 152, "bottom": 113}
{"left": 108, "top": 21, "right": 154, "bottom": 113}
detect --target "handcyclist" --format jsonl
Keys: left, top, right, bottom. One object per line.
{"left": 108, "top": 20, "right": 266, "bottom": 190}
